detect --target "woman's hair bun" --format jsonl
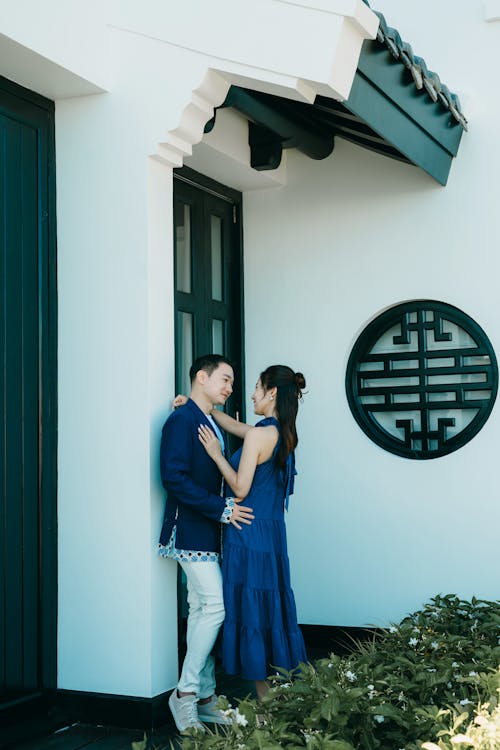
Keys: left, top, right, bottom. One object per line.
{"left": 294, "top": 372, "right": 306, "bottom": 390}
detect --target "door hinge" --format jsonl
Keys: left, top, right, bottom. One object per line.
{"left": 233, "top": 205, "right": 237, "bottom": 223}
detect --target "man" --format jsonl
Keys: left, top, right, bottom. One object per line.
{"left": 159, "top": 354, "right": 254, "bottom": 733}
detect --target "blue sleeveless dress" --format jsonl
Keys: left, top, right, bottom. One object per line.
{"left": 221, "top": 417, "right": 307, "bottom": 680}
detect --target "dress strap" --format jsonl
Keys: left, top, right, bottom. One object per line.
{"left": 283, "top": 451, "right": 297, "bottom": 511}
{"left": 255, "top": 418, "right": 297, "bottom": 508}
{"left": 255, "top": 416, "right": 280, "bottom": 428}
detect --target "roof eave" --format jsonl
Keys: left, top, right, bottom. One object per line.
{"left": 346, "top": 39, "right": 464, "bottom": 185}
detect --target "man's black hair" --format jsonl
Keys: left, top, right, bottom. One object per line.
{"left": 189, "top": 354, "right": 233, "bottom": 383}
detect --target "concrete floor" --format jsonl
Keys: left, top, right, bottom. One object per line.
{"left": 7, "top": 672, "right": 256, "bottom": 750}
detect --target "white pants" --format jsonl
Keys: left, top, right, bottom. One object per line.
{"left": 177, "top": 560, "right": 225, "bottom": 698}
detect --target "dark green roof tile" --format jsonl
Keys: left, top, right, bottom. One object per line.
{"left": 363, "top": 1, "right": 468, "bottom": 130}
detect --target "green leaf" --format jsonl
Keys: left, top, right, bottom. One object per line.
{"left": 370, "top": 703, "right": 410, "bottom": 727}
{"left": 320, "top": 694, "right": 335, "bottom": 721}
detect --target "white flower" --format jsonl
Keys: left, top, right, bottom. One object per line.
{"left": 408, "top": 637, "right": 419, "bottom": 646}
{"left": 303, "top": 730, "right": 319, "bottom": 744}
{"left": 398, "top": 691, "right": 405, "bottom": 701}
{"left": 452, "top": 662, "right": 460, "bottom": 668}
{"left": 281, "top": 682, "right": 291, "bottom": 689}
{"left": 430, "top": 641, "right": 439, "bottom": 649}
{"left": 327, "top": 662, "right": 334, "bottom": 669}
{"left": 427, "top": 668, "right": 437, "bottom": 673}
{"left": 389, "top": 626, "right": 397, "bottom": 633}
{"left": 374, "top": 715, "right": 385, "bottom": 723}
{"left": 474, "top": 716, "right": 488, "bottom": 726}
{"left": 345, "top": 670, "right": 357, "bottom": 682}
{"left": 224, "top": 707, "right": 249, "bottom": 726}
{"left": 451, "top": 734, "right": 474, "bottom": 744}
{"left": 459, "top": 699, "right": 472, "bottom": 706}
{"left": 468, "top": 671, "right": 478, "bottom": 677}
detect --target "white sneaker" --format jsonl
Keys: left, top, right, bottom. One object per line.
{"left": 168, "top": 690, "right": 205, "bottom": 733}
{"left": 197, "top": 694, "right": 233, "bottom": 725}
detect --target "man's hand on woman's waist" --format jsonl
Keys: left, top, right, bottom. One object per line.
{"left": 229, "top": 501, "right": 254, "bottom": 531}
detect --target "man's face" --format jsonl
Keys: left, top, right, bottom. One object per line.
{"left": 202, "top": 363, "right": 234, "bottom": 406}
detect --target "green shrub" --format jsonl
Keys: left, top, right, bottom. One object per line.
{"left": 421, "top": 693, "right": 500, "bottom": 749}
{"left": 179, "top": 595, "right": 500, "bottom": 750}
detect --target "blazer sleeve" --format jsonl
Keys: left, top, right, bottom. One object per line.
{"left": 160, "top": 414, "right": 227, "bottom": 521}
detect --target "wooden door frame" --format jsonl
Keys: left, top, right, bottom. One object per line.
{"left": 172, "top": 165, "right": 245, "bottom": 655}
{"left": 173, "top": 165, "right": 246, "bottom": 419}
{"left": 0, "top": 76, "right": 58, "bottom": 710}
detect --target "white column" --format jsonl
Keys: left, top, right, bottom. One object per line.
{"left": 56, "top": 90, "right": 178, "bottom": 697}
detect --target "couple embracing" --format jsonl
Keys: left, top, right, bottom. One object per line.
{"left": 158, "top": 354, "right": 307, "bottom": 733}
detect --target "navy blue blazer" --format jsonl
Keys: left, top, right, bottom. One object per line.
{"left": 159, "top": 398, "right": 227, "bottom": 553}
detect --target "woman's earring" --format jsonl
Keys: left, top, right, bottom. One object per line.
{"left": 269, "top": 396, "right": 274, "bottom": 401}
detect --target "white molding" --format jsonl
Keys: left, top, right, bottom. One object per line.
{"left": 151, "top": 62, "right": 334, "bottom": 168}
{"left": 274, "top": 0, "right": 379, "bottom": 36}
{"left": 152, "top": 66, "right": 325, "bottom": 169}
{"left": 185, "top": 108, "right": 287, "bottom": 190}
{"left": 148, "top": 0, "right": 378, "bottom": 169}
{"left": 154, "top": 68, "right": 229, "bottom": 167}
{"left": 0, "top": 31, "right": 107, "bottom": 98}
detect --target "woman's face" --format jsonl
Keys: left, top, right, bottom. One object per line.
{"left": 251, "top": 379, "right": 267, "bottom": 415}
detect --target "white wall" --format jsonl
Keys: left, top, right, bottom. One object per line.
{"left": 55, "top": 91, "right": 174, "bottom": 696}
{"left": 5, "top": 0, "right": 487, "bottom": 703}
{"left": 54, "top": 19, "right": 240, "bottom": 694}
{"left": 242, "top": 0, "right": 500, "bottom": 626}
{"left": 0, "top": 0, "right": 110, "bottom": 97}
{"left": 48, "top": 0, "right": 377, "bottom": 697}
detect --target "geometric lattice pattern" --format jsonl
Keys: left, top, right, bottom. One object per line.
{"left": 346, "top": 301, "right": 498, "bottom": 459}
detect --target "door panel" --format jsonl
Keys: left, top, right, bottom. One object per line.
{"left": 1, "top": 115, "right": 39, "bottom": 696}
{"left": 0, "top": 77, "right": 57, "bottom": 706}
{"left": 173, "top": 170, "right": 243, "bottom": 628}
{"left": 173, "top": 172, "right": 243, "bottom": 419}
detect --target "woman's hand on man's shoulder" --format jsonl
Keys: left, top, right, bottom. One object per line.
{"left": 172, "top": 394, "right": 188, "bottom": 410}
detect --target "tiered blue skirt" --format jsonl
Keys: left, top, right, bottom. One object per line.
{"left": 221, "top": 518, "right": 307, "bottom": 681}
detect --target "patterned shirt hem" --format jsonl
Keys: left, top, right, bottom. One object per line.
{"left": 157, "top": 497, "right": 235, "bottom": 562}
{"left": 158, "top": 526, "right": 219, "bottom": 562}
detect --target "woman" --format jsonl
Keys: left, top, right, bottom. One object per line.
{"left": 197, "top": 364, "right": 307, "bottom": 700}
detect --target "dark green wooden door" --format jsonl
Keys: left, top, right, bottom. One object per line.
{"left": 173, "top": 169, "right": 244, "bottom": 629}
{"left": 0, "top": 77, "right": 57, "bottom": 708}
{"left": 173, "top": 168, "right": 244, "bottom": 419}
